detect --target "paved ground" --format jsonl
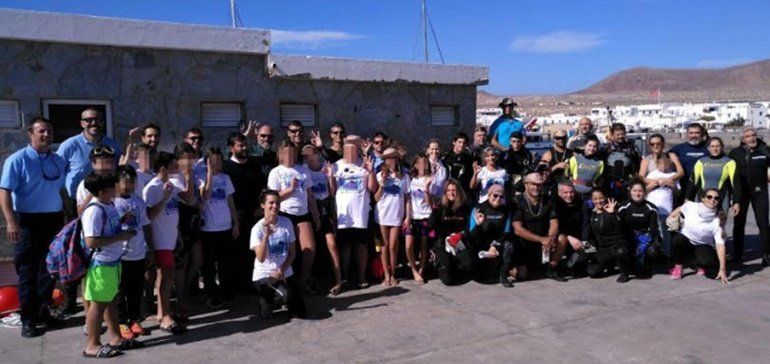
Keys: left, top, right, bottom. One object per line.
{"left": 2, "top": 219, "right": 769, "bottom": 363}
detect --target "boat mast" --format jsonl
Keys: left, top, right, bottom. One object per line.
{"left": 422, "top": 0, "right": 428, "bottom": 62}
{"left": 230, "top": 0, "right": 236, "bottom": 28}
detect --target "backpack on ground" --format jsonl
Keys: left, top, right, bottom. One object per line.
{"left": 45, "top": 203, "right": 105, "bottom": 284}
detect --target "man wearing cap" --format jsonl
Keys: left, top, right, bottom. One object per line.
{"left": 512, "top": 173, "right": 567, "bottom": 282}
{"left": 57, "top": 108, "right": 121, "bottom": 216}
{"left": 567, "top": 117, "right": 597, "bottom": 153}
{"left": 541, "top": 130, "right": 574, "bottom": 194}
{"left": 1, "top": 118, "right": 67, "bottom": 337}
{"left": 729, "top": 126, "right": 770, "bottom": 265}
{"left": 489, "top": 98, "right": 526, "bottom": 152}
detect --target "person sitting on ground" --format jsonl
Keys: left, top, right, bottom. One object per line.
{"left": 554, "top": 181, "right": 589, "bottom": 276}
{"left": 468, "top": 185, "right": 515, "bottom": 287}
{"left": 584, "top": 188, "right": 631, "bottom": 283}
{"left": 251, "top": 189, "right": 307, "bottom": 319}
{"left": 667, "top": 188, "right": 729, "bottom": 283}
{"left": 431, "top": 179, "right": 473, "bottom": 286}
{"left": 82, "top": 173, "right": 142, "bottom": 358}
{"left": 512, "top": 173, "right": 566, "bottom": 282}
{"left": 618, "top": 180, "right": 663, "bottom": 278}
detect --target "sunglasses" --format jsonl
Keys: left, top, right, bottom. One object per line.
{"left": 288, "top": 129, "right": 302, "bottom": 134}
{"left": 490, "top": 193, "right": 504, "bottom": 199}
{"left": 649, "top": 141, "right": 663, "bottom": 146}
{"left": 373, "top": 140, "right": 383, "bottom": 145}
{"left": 39, "top": 153, "right": 61, "bottom": 181}
{"left": 259, "top": 134, "right": 273, "bottom": 138}
{"left": 704, "top": 194, "right": 721, "bottom": 201}
{"left": 553, "top": 136, "right": 567, "bottom": 140}
{"left": 82, "top": 117, "right": 102, "bottom": 124}
{"left": 187, "top": 136, "right": 203, "bottom": 141}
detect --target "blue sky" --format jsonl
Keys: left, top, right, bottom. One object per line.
{"left": 2, "top": 0, "right": 768, "bottom": 94}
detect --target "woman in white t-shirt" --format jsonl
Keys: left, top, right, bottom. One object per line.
{"left": 250, "top": 190, "right": 306, "bottom": 319}
{"left": 667, "top": 188, "right": 729, "bottom": 283}
{"left": 426, "top": 139, "right": 448, "bottom": 203}
{"left": 470, "top": 147, "right": 509, "bottom": 204}
{"left": 405, "top": 153, "right": 434, "bottom": 285}
{"left": 197, "top": 148, "right": 240, "bottom": 305}
{"left": 375, "top": 147, "right": 411, "bottom": 286}
{"left": 267, "top": 141, "right": 321, "bottom": 294}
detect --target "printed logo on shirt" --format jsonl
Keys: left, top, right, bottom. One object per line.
{"left": 280, "top": 172, "right": 306, "bottom": 189}
{"left": 311, "top": 181, "right": 328, "bottom": 195}
{"left": 483, "top": 178, "right": 506, "bottom": 189}
{"left": 211, "top": 188, "right": 227, "bottom": 200}
{"left": 268, "top": 230, "right": 290, "bottom": 256}
{"left": 752, "top": 155, "right": 767, "bottom": 160}
{"left": 165, "top": 198, "right": 179, "bottom": 214}
{"left": 383, "top": 178, "right": 403, "bottom": 195}
{"left": 338, "top": 176, "right": 364, "bottom": 193}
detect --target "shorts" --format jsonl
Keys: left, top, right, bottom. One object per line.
{"left": 404, "top": 219, "right": 434, "bottom": 239}
{"left": 280, "top": 211, "right": 312, "bottom": 225}
{"left": 84, "top": 264, "right": 122, "bottom": 303}
{"left": 337, "top": 228, "right": 370, "bottom": 246}
{"left": 513, "top": 239, "right": 544, "bottom": 267}
{"left": 155, "top": 249, "right": 175, "bottom": 270}
{"left": 315, "top": 199, "right": 335, "bottom": 235}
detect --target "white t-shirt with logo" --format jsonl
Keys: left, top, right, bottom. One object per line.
{"left": 267, "top": 165, "right": 311, "bottom": 216}
{"left": 305, "top": 165, "right": 330, "bottom": 201}
{"left": 477, "top": 167, "right": 508, "bottom": 203}
{"left": 409, "top": 176, "right": 432, "bottom": 220}
{"left": 375, "top": 172, "right": 411, "bottom": 227}
{"left": 113, "top": 195, "right": 151, "bottom": 261}
{"left": 680, "top": 201, "right": 725, "bottom": 247}
{"left": 143, "top": 177, "right": 182, "bottom": 251}
{"left": 333, "top": 161, "right": 371, "bottom": 229}
{"left": 250, "top": 216, "right": 295, "bottom": 281}
{"left": 81, "top": 201, "right": 125, "bottom": 264}
{"left": 198, "top": 173, "right": 236, "bottom": 232}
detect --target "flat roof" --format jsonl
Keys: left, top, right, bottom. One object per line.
{"left": 270, "top": 54, "right": 489, "bottom": 86}
{"left": 0, "top": 8, "right": 270, "bottom": 54}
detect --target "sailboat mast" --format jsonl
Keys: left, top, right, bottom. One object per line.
{"left": 422, "top": 0, "right": 428, "bottom": 62}
{"left": 230, "top": 0, "right": 237, "bottom": 28}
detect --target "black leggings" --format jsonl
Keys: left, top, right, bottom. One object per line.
{"left": 733, "top": 187, "right": 770, "bottom": 259}
{"left": 433, "top": 238, "right": 475, "bottom": 286}
{"left": 200, "top": 230, "right": 237, "bottom": 300}
{"left": 252, "top": 276, "right": 306, "bottom": 317}
{"left": 118, "top": 259, "right": 146, "bottom": 322}
{"left": 471, "top": 240, "right": 514, "bottom": 284}
{"left": 671, "top": 232, "right": 718, "bottom": 276}
{"left": 587, "top": 242, "right": 630, "bottom": 278}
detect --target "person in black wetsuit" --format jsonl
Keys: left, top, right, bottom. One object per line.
{"left": 443, "top": 133, "right": 474, "bottom": 197}
{"left": 555, "top": 181, "right": 588, "bottom": 275}
{"left": 541, "top": 129, "right": 574, "bottom": 196}
{"left": 618, "top": 180, "right": 662, "bottom": 278}
{"left": 468, "top": 184, "right": 515, "bottom": 287}
{"left": 585, "top": 188, "right": 631, "bottom": 283}
{"left": 729, "top": 126, "right": 770, "bottom": 265}
{"left": 501, "top": 132, "right": 534, "bottom": 184}
{"left": 431, "top": 179, "right": 473, "bottom": 286}
{"left": 600, "top": 123, "right": 640, "bottom": 202}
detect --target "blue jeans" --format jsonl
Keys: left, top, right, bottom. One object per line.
{"left": 14, "top": 212, "right": 63, "bottom": 325}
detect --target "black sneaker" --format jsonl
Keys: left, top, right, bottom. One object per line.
{"left": 762, "top": 255, "right": 770, "bottom": 267}
{"left": 205, "top": 297, "right": 223, "bottom": 309}
{"left": 546, "top": 267, "right": 567, "bottom": 282}
{"left": 257, "top": 297, "right": 272, "bottom": 319}
{"left": 616, "top": 273, "right": 630, "bottom": 283}
{"left": 499, "top": 275, "right": 513, "bottom": 288}
{"left": 21, "top": 324, "right": 42, "bottom": 338}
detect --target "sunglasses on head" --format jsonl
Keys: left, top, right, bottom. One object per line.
{"left": 704, "top": 194, "right": 721, "bottom": 201}
{"left": 93, "top": 145, "right": 115, "bottom": 156}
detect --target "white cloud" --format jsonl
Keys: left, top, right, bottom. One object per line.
{"left": 696, "top": 58, "right": 755, "bottom": 68}
{"left": 271, "top": 30, "right": 364, "bottom": 49}
{"left": 510, "top": 31, "right": 606, "bottom": 53}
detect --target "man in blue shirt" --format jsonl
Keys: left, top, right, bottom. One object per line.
{"left": 670, "top": 123, "right": 708, "bottom": 206}
{"left": 489, "top": 97, "right": 525, "bottom": 151}
{"left": 0, "top": 118, "right": 68, "bottom": 338}
{"left": 57, "top": 108, "right": 121, "bottom": 210}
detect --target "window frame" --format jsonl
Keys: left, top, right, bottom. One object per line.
{"left": 0, "top": 99, "right": 20, "bottom": 129}
{"left": 200, "top": 102, "right": 244, "bottom": 128}
{"left": 430, "top": 105, "right": 459, "bottom": 127}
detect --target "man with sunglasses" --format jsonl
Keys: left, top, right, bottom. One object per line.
{"left": 184, "top": 128, "right": 208, "bottom": 180}
{"left": 489, "top": 97, "right": 525, "bottom": 152}
{"left": 1, "top": 118, "right": 68, "bottom": 338}
{"left": 57, "top": 108, "right": 121, "bottom": 217}
{"left": 310, "top": 122, "right": 346, "bottom": 164}
{"left": 242, "top": 121, "right": 278, "bottom": 178}
{"left": 729, "top": 126, "right": 770, "bottom": 265}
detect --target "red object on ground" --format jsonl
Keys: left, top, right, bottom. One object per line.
{"left": 0, "top": 285, "right": 20, "bottom": 315}
{"left": 51, "top": 288, "right": 65, "bottom": 307}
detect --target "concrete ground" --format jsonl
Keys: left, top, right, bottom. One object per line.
{"left": 2, "top": 224, "right": 769, "bottom": 363}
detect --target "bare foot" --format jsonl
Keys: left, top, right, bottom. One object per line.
{"left": 412, "top": 270, "right": 425, "bottom": 285}
{"left": 381, "top": 276, "right": 392, "bottom": 287}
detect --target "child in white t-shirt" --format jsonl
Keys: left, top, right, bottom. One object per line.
{"left": 197, "top": 148, "right": 239, "bottom": 305}
{"left": 470, "top": 147, "right": 509, "bottom": 204}
{"left": 405, "top": 154, "right": 434, "bottom": 285}
{"left": 375, "top": 148, "right": 411, "bottom": 287}
{"left": 250, "top": 190, "right": 306, "bottom": 319}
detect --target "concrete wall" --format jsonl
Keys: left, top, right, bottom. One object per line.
{"left": 0, "top": 39, "right": 477, "bottom": 252}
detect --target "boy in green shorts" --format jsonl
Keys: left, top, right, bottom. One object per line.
{"left": 81, "top": 173, "right": 143, "bottom": 358}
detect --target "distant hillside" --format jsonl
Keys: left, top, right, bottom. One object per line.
{"left": 575, "top": 59, "right": 770, "bottom": 94}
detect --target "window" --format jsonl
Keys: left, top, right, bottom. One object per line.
{"left": 280, "top": 103, "right": 317, "bottom": 127}
{"left": 430, "top": 105, "right": 457, "bottom": 126}
{"left": 201, "top": 102, "right": 242, "bottom": 128}
{"left": 0, "top": 100, "right": 20, "bottom": 128}
{"left": 42, "top": 99, "right": 112, "bottom": 143}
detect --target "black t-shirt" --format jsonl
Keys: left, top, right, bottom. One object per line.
{"left": 430, "top": 204, "right": 471, "bottom": 239}
{"left": 322, "top": 147, "right": 343, "bottom": 164}
{"left": 555, "top": 197, "right": 583, "bottom": 237}
{"left": 513, "top": 195, "right": 556, "bottom": 238}
{"left": 223, "top": 157, "right": 265, "bottom": 219}
{"left": 442, "top": 150, "right": 474, "bottom": 193}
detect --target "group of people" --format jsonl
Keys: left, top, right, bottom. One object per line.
{"left": 1, "top": 98, "right": 768, "bottom": 358}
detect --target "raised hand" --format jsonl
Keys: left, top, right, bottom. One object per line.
{"left": 475, "top": 211, "right": 485, "bottom": 225}
{"left": 263, "top": 222, "right": 276, "bottom": 237}
{"left": 310, "top": 130, "right": 323, "bottom": 148}
{"left": 472, "top": 161, "right": 481, "bottom": 175}
{"left": 363, "top": 156, "right": 374, "bottom": 172}
{"left": 128, "top": 126, "right": 142, "bottom": 141}
{"left": 604, "top": 198, "right": 617, "bottom": 213}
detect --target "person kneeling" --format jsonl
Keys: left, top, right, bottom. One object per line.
{"left": 468, "top": 185, "right": 515, "bottom": 287}
{"left": 667, "top": 188, "right": 729, "bottom": 283}
{"left": 251, "top": 190, "right": 307, "bottom": 319}
{"left": 585, "top": 188, "right": 631, "bottom": 283}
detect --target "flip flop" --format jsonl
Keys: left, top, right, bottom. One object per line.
{"left": 109, "top": 338, "right": 145, "bottom": 351}
{"left": 159, "top": 322, "right": 186, "bottom": 335}
{"left": 83, "top": 345, "right": 123, "bottom": 359}
{"left": 329, "top": 284, "right": 342, "bottom": 296}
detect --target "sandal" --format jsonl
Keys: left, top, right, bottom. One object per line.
{"left": 109, "top": 338, "right": 144, "bottom": 351}
{"left": 329, "top": 284, "right": 342, "bottom": 296}
{"left": 357, "top": 282, "right": 370, "bottom": 289}
{"left": 159, "top": 322, "right": 186, "bottom": 335}
{"left": 83, "top": 345, "right": 123, "bottom": 359}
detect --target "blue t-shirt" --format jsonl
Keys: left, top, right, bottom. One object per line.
{"left": 57, "top": 133, "right": 121, "bottom": 198}
{"left": 494, "top": 118, "right": 525, "bottom": 149}
{"left": 670, "top": 142, "right": 708, "bottom": 176}
{"left": 0, "top": 145, "right": 66, "bottom": 213}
